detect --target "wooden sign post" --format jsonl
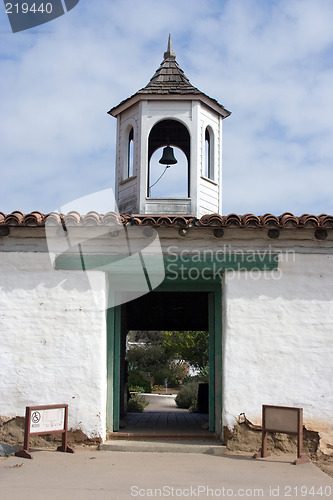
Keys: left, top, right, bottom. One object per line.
{"left": 15, "top": 404, "right": 74, "bottom": 459}
{"left": 254, "top": 405, "right": 310, "bottom": 465}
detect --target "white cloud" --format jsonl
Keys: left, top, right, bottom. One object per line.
{"left": 0, "top": 0, "right": 333, "bottom": 215}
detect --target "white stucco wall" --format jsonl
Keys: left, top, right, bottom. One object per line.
{"left": 223, "top": 252, "right": 333, "bottom": 450}
{"left": 0, "top": 252, "right": 107, "bottom": 440}
{"left": 1, "top": 227, "right": 333, "bottom": 450}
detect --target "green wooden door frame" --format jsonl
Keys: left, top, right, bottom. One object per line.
{"left": 106, "top": 281, "right": 223, "bottom": 436}
{"left": 106, "top": 304, "right": 121, "bottom": 433}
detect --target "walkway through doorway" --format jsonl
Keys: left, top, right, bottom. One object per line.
{"left": 107, "top": 284, "right": 223, "bottom": 439}
{"left": 120, "top": 382, "right": 211, "bottom": 438}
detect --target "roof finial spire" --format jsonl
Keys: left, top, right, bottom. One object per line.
{"left": 164, "top": 33, "right": 176, "bottom": 59}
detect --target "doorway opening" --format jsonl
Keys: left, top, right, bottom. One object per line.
{"left": 107, "top": 288, "right": 222, "bottom": 438}
{"left": 123, "top": 328, "right": 210, "bottom": 436}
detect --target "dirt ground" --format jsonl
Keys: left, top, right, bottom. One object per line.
{"left": 1, "top": 416, "right": 332, "bottom": 477}
{"left": 151, "top": 387, "right": 179, "bottom": 395}
{"left": 223, "top": 419, "right": 333, "bottom": 478}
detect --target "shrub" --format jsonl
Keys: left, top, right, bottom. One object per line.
{"left": 128, "top": 370, "right": 151, "bottom": 393}
{"left": 152, "top": 385, "right": 164, "bottom": 393}
{"left": 182, "top": 366, "right": 209, "bottom": 386}
{"left": 175, "top": 381, "right": 198, "bottom": 410}
{"left": 197, "top": 365, "right": 209, "bottom": 383}
{"left": 127, "top": 394, "right": 149, "bottom": 413}
{"left": 128, "top": 386, "right": 146, "bottom": 394}
{"left": 152, "top": 362, "right": 185, "bottom": 387}
{"left": 127, "top": 344, "right": 187, "bottom": 388}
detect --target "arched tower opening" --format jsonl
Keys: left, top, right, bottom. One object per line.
{"left": 148, "top": 119, "right": 190, "bottom": 198}
{"left": 204, "top": 126, "right": 214, "bottom": 180}
{"left": 127, "top": 127, "right": 134, "bottom": 179}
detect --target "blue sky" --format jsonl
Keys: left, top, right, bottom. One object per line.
{"left": 1, "top": 0, "right": 333, "bottom": 216}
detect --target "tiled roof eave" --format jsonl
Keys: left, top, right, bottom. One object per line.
{"left": 1, "top": 212, "right": 333, "bottom": 229}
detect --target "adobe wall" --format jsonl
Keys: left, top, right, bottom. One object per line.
{"left": 222, "top": 252, "right": 333, "bottom": 454}
{"left": 0, "top": 251, "right": 107, "bottom": 440}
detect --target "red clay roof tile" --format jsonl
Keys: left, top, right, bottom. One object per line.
{"left": 1, "top": 211, "right": 332, "bottom": 230}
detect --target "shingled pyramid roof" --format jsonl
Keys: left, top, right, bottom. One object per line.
{"left": 136, "top": 35, "right": 202, "bottom": 96}
{"left": 109, "top": 35, "right": 230, "bottom": 116}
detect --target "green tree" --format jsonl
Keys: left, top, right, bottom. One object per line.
{"left": 126, "top": 330, "right": 209, "bottom": 387}
{"left": 162, "top": 331, "right": 208, "bottom": 370}
{"left": 127, "top": 344, "right": 170, "bottom": 374}
{"left": 126, "top": 344, "right": 186, "bottom": 386}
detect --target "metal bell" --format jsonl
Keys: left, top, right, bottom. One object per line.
{"left": 159, "top": 146, "right": 177, "bottom": 166}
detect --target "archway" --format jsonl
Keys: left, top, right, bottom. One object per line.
{"left": 149, "top": 147, "right": 188, "bottom": 198}
{"left": 147, "top": 119, "right": 190, "bottom": 198}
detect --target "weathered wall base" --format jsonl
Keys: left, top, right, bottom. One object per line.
{"left": 0, "top": 416, "right": 101, "bottom": 449}
{"left": 223, "top": 421, "right": 320, "bottom": 457}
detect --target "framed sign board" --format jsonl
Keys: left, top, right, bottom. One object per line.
{"left": 15, "top": 404, "right": 74, "bottom": 459}
{"left": 254, "top": 405, "right": 310, "bottom": 465}
{"left": 264, "top": 405, "right": 300, "bottom": 434}
{"left": 29, "top": 406, "right": 65, "bottom": 434}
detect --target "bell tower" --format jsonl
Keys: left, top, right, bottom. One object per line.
{"left": 108, "top": 35, "right": 230, "bottom": 217}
